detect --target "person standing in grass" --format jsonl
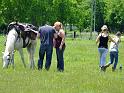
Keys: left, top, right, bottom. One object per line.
{"left": 53, "top": 22, "right": 66, "bottom": 72}
{"left": 105, "top": 32, "right": 121, "bottom": 71}
{"left": 37, "top": 23, "right": 58, "bottom": 70}
{"left": 96, "top": 25, "right": 116, "bottom": 71}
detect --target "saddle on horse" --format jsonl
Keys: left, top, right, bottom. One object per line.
{"left": 7, "top": 22, "right": 38, "bottom": 47}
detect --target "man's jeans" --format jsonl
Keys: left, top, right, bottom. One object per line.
{"left": 56, "top": 46, "right": 65, "bottom": 71}
{"left": 98, "top": 48, "right": 108, "bottom": 67}
{"left": 109, "top": 51, "right": 118, "bottom": 69}
{"left": 38, "top": 44, "right": 53, "bottom": 70}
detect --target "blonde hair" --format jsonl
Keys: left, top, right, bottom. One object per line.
{"left": 54, "top": 21, "right": 63, "bottom": 29}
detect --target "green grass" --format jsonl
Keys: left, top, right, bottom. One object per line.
{"left": 0, "top": 36, "right": 124, "bottom": 93}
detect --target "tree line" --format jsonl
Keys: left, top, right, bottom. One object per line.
{"left": 0, "top": 0, "right": 124, "bottom": 33}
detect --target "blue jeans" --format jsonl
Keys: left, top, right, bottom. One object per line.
{"left": 109, "top": 51, "right": 118, "bottom": 69}
{"left": 56, "top": 46, "right": 65, "bottom": 71}
{"left": 98, "top": 48, "right": 108, "bottom": 67}
{"left": 38, "top": 44, "right": 53, "bottom": 70}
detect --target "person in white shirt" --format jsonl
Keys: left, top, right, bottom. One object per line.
{"left": 105, "top": 32, "right": 121, "bottom": 71}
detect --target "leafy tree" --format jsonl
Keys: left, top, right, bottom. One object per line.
{"left": 95, "top": 0, "right": 105, "bottom": 32}
{"left": 105, "top": 0, "right": 124, "bottom": 32}
{"left": 1, "top": 0, "right": 124, "bottom": 33}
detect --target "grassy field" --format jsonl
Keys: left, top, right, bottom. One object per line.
{"left": 0, "top": 35, "right": 124, "bottom": 93}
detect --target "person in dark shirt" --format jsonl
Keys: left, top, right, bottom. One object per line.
{"left": 37, "top": 24, "right": 57, "bottom": 70}
{"left": 96, "top": 25, "right": 116, "bottom": 71}
{"left": 53, "top": 22, "right": 65, "bottom": 72}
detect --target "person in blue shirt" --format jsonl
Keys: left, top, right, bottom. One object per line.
{"left": 37, "top": 23, "right": 60, "bottom": 70}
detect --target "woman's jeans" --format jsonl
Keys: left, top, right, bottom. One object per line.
{"left": 109, "top": 51, "right": 118, "bottom": 69}
{"left": 98, "top": 48, "right": 108, "bottom": 67}
{"left": 56, "top": 46, "right": 65, "bottom": 71}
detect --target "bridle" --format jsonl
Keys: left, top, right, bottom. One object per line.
{"left": 6, "top": 51, "right": 15, "bottom": 67}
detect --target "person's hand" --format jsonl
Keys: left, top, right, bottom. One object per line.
{"left": 115, "top": 42, "right": 118, "bottom": 46}
{"left": 59, "top": 45, "right": 62, "bottom": 50}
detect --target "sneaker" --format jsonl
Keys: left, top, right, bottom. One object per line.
{"left": 38, "top": 66, "right": 42, "bottom": 70}
{"left": 101, "top": 66, "right": 106, "bottom": 72}
{"left": 120, "top": 65, "right": 122, "bottom": 71}
{"left": 112, "top": 67, "right": 115, "bottom": 72}
{"left": 57, "top": 68, "right": 64, "bottom": 72}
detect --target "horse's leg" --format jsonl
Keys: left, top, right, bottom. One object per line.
{"left": 27, "top": 46, "right": 35, "bottom": 69}
{"left": 18, "top": 49, "right": 26, "bottom": 68}
{"left": 11, "top": 51, "right": 15, "bottom": 69}
{"left": 2, "top": 52, "right": 9, "bottom": 68}
{"left": 2, "top": 59, "right": 9, "bottom": 68}
{"left": 3, "top": 63, "right": 8, "bottom": 68}
{"left": 27, "top": 40, "right": 36, "bottom": 69}
{"left": 8, "top": 52, "right": 15, "bottom": 69}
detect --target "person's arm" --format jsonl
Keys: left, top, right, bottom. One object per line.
{"left": 116, "top": 37, "right": 121, "bottom": 45}
{"left": 53, "top": 38, "right": 56, "bottom": 48}
{"left": 53, "top": 29, "right": 58, "bottom": 39}
{"left": 59, "top": 29, "right": 65, "bottom": 50}
{"left": 118, "top": 37, "right": 121, "bottom": 43}
{"left": 37, "top": 27, "right": 41, "bottom": 39}
{"left": 37, "top": 32, "right": 40, "bottom": 39}
{"left": 54, "top": 33, "right": 57, "bottom": 39}
{"left": 96, "top": 33, "right": 101, "bottom": 45}
{"left": 109, "top": 36, "right": 117, "bottom": 44}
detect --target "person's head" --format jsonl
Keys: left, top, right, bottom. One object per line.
{"left": 116, "top": 31, "right": 121, "bottom": 37}
{"left": 54, "top": 21, "right": 62, "bottom": 31}
{"left": 101, "top": 25, "right": 108, "bottom": 33}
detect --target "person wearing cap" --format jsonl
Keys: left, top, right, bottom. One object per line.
{"left": 104, "top": 32, "right": 121, "bottom": 71}
{"left": 37, "top": 23, "right": 57, "bottom": 70}
{"left": 53, "top": 22, "right": 65, "bottom": 72}
{"left": 96, "top": 25, "right": 116, "bottom": 71}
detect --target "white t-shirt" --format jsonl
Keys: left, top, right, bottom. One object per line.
{"left": 109, "top": 36, "right": 120, "bottom": 52}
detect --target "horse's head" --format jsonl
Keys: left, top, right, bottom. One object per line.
{"left": 2, "top": 51, "right": 14, "bottom": 68}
